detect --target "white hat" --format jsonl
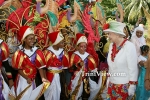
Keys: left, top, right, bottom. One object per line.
{"left": 76, "top": 33, "right": 87, "bottom": 45}
{"left": 18, "top": 26, "right": 34, "bottom": 42}
{"left": 103, "top": 21, "right": 126, "bottom": 36}
{"left": 48, "top": 31, "right": 64, "bottom": 45}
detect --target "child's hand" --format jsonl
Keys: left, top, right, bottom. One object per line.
{"left": 139, "top": 61, "right": 145, "bottom": 66}
{"left": 42, "top": 78, "right": 49, "bottom": 83}
{"left": 8, "top": 79, "right": 14, "bottom": 88}
{"left": 26, "top": 78, "right": 32, "bottom": 84}
{"left": 80, "top": 61, "right": 84, "bottom": 66}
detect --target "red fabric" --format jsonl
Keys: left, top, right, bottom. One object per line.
{"left": 107, "top": 82, "right": 128, "bottom": 100}
{"left": 59, "top": 10, "right": 67, "bottom": 23}
{"left": 99, "top": 62, "right": 108, "bottom": 71}
{"left": 44, "top": 50, "right": 69, "bottom": 68}
{"left": 18, "top": 26, "right": 30, "bottom": 41}
{"left": 86, "top": 43, "right": 99, "bottom": 68}
{"left": 1, "top": 42, "right": 9, "bottom": 61}
{"left": 103, "top": 23, "right": 109, "bottom": 30}
{"left": 75, "top": 33, "right": 85, "bottom": 44}
{"left": 111, "top": 39, "right": 127, "bottom": 62}
{"left": 0, "top": 0, "right": 4, "bottom": 5}
{"left": 34, "top": 20, "right": 49, "bottom": 47}
{"left": 46, "top": 72, "right": 54, "bottom": 83}
{"left": 12, "top": 50, "right": 24, "bottom": 69}
{"left": 6, "top": 0, "right": 34, "bottom": 32}
{"left": 62, "top": 52, "right": 69, "bottom": 68}
{"left": 22, "top": 55, "right": 37, "bottom": 79}
{"left": 35, "top": 49, "right": 46, "bottom": 68}
{"left": 57, "top": 0, "right": 66, "bottom": 6}
{"left": 48, "top": 31, "right": 59, "bottom": 44}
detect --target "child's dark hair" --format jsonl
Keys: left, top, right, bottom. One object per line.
{"left": 140, "top": 45, "right": 149, "bottom": 54}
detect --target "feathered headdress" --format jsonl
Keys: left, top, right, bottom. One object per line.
{"left": 82, "top": 4, "right": 100, "bottom": 67}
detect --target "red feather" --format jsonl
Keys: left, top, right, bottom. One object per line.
{"left": 57, "top": 0, "right": 66, "bottom": 6}
{"left": 6, "top": 0, "right": 36, "bottom": 31}
{"left": 82, "top": 4, "right": 100, "bottom": 68}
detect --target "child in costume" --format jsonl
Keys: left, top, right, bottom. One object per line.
{"left": 68, "top": 33, "right": 102, "bottom": 100}
{"left": 44, "top": 31, "right": 69, "bottom": 100}
{"left": 135, "top": 45, "right": 150, "bottom": 100}
{"left": 0, "top": 38, "right": 14, "bottom": 100}
{"left": 11, "top": 26, "right": 49, "bottom": 100}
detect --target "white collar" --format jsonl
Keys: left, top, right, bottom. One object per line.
{"left": 47, "top": 46, "right": 64, "bottom": 57}
{"left": 0, "top": 39, "right": 3, "bottom": 44}
{"left": 74, "top": 51, "right": 89, "bottom": 60}
{"left": 19, "top": 45, "right": 38, "bottom": 57}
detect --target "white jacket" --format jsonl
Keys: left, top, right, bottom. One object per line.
{"left": 107, "top": 41, "right": 138, "bottom": 84}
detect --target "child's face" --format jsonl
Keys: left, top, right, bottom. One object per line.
{"left": 77, "top": 42, "right": 87, "bottom": 54}
{"left": 143, "top": 49, "right": 149, "bottom": 55}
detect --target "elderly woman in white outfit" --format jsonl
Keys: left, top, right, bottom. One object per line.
{"left": 103, "top": 21, "right": 138, "bottom": 99}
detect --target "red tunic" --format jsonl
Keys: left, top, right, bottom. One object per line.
{"left": 0, "top": 41, "right": 12, "bottom": 79}
{"left": 12, "top": 48, "right": 46, "bottom": 79}
{"left": 44, "top": 49, "right": 69, "bottom": 82}
{"left": 68, "top": 51, "right": 96, "bottom": 91}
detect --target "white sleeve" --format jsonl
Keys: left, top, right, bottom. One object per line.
{"left": 138, "top": 56, "right": 142, "bottom": 63}
{"left": 126, "top": 42, "right": 138, "bottom": 82}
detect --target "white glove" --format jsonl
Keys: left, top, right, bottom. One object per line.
{"left": 128, "top": 85, "right": 136, "bottom": 96}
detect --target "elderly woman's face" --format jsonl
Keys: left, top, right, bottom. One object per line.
{"left": 107, "top": 32, "right": 119, "bottom": 42}
{"left": 136, "top": 30, "right": 143, "bottom": 38}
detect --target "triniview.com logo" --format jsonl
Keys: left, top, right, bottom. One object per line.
{"left": 82, "top": 71, "right": 126, "bottom": 77}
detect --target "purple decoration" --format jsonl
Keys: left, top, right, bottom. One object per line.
{"left": 58, "top": 51, "right": 64, "bottom": 69}
{"left": 0, "top": 76, "right": 5, "bottom": 100}
{"left": 36, "top": 2, "right": 41, "bottom": 14}
{"left": 67, "top": 9, "right": 71, "bottom": 22}
{"left": 32, "top": 81, "right": 36, "bottom": 90}
{"left": 84, "top": 58, "right": 88, "bottom": 69}
{"left": 31, "top": 53, "right": 36, "bottom": 64}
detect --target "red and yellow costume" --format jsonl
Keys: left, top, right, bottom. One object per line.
{"left": 44, "top": 49, "right": 69, "bottom": 82}
{"left": 0, "top": 39, "right": 13, "bottom": 100}
{"left": 44, "top": 31, "right": 69, "bottom": 100}
{"left": 68, "top": 33, "right": 102, "bottom": 100}
{"left": 10, "top": 26, "right": 49, "bottom": 100}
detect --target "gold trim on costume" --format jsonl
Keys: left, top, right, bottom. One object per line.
{"left": 71, "top": 63, "right": 85, "bottom": 99}
{"left": 1, "top": 44, "right": 8, "bottom": 58}
{"left": 35, "top": 82, "right": 50, "bottom": 100}
{"left": 48, "top": 70, "right": 62, "bottom": 74}
{"left": 88, "top": 56, "right": 96, "bottom": 68}
{"left": 9, "top": 93, "right": 16, "bottom": 100}
{"left": 37, "top": 54, "right": 44, "bottom": 66}
{"left": 6, "top": 72, "right": 11, "bottom": 75}
{"left": 46, "top": 52, "right": 52, "bottom": 62}
{"left": 94, "top": 71, "right": 107, "bottom": 100}
{"left": 13, "top": 51, "right": 19, "bottom": 67}
{"left": 70, "top": 54, "right": 75, "bottom": 67}
{"left": 64, "top": 51, "right": 69, "bottom": 62}
{"left": 15, "top": 84, "right": 32, "bottom": 100}
{"left": 23, "top": 65, "right": 33, "bottom": 76}
{"left": 18, "top": 55, "right": 24, "bottom": 69}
